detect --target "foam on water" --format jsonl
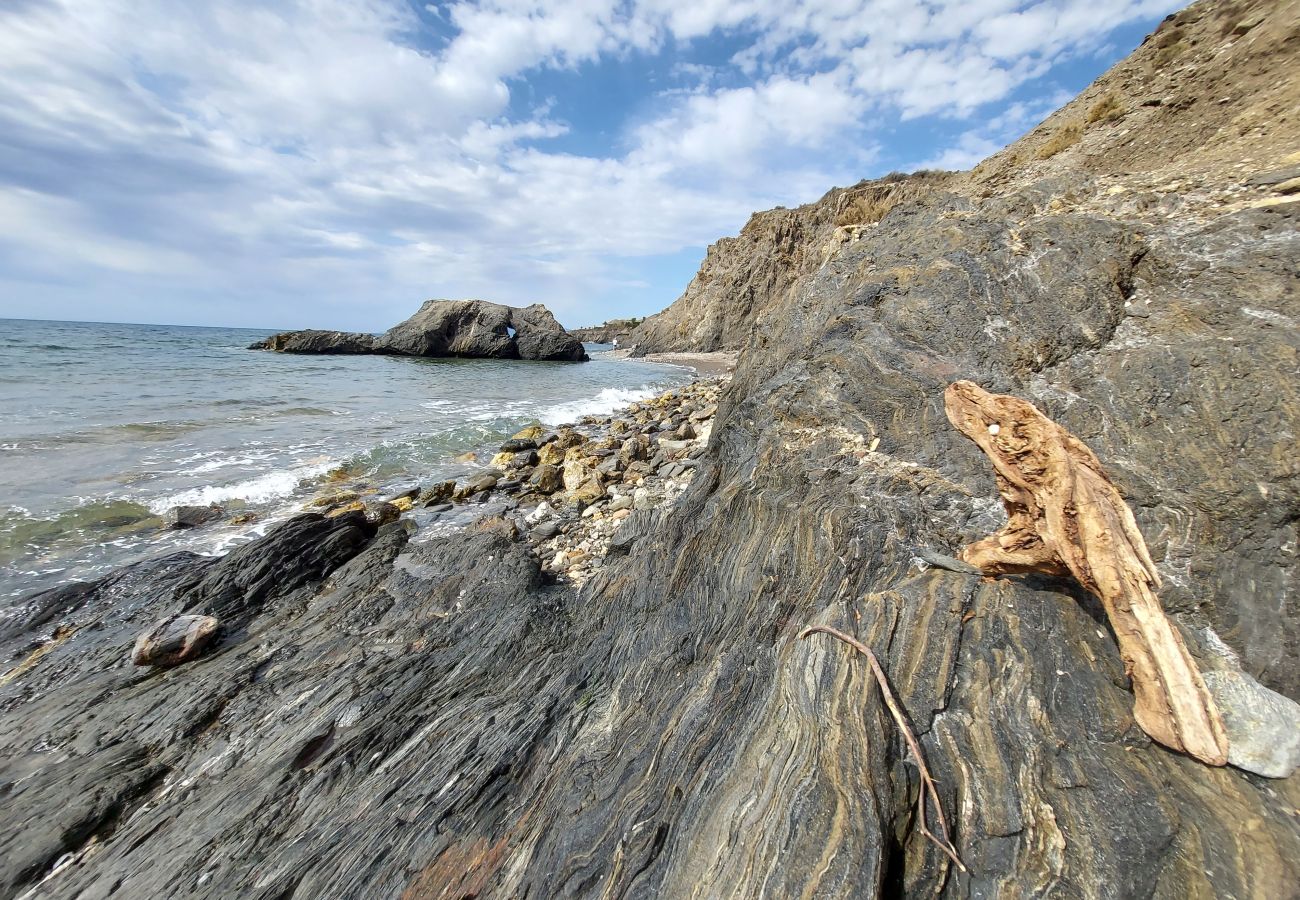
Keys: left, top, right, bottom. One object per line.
{"left": 146, "top": 460, "right": 338, "bottom": 513}
{"left": 539, "top": 386, "right": 661, "bottom": 425}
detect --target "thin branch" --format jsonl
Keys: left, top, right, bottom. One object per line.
{"left": 800, "top": 624, "right": 967, "bottom": 873}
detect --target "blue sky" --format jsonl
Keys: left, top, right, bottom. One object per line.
{"left": 0, "top": 0, "right": 1180, "bottom": 331}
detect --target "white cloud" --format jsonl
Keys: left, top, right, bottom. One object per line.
{"left": 0, "top": 0, "right": 1181, "bottom": 328}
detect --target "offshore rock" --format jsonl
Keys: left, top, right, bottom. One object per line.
{"left": 251, "top": 300, "right": 587, "bottom": 361}
{"left": 247, "top": 329, "right": 375, "bottom": 353}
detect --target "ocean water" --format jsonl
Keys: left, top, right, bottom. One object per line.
{"left": 0, "top": 318, "right": 693, "bottom": 602}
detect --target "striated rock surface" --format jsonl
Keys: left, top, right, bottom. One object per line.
{"left": 2, "top": 1, "right": 1299, "bottom": 897}
{"left": 251, "top": 300, "right": 587, "bottom": 361}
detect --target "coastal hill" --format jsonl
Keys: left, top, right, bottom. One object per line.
{"left": 570, "top": 317, "right": 643, "bottom": 344}
{"left": 630, "top": 0, "right": 1298, "bottom": 356}
{"left": 1, "top": 0, "right": 1298, "bottom": 897}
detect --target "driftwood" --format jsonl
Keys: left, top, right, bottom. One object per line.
{"left": 800, "top": 625, "right": 966, "bottom": 872}
{"left": 944, "top": 380, "right": 1229, "bottom": 766}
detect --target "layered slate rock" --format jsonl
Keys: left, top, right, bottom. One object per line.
{"left": 249, "top": 300, "right": 588, "bottom": 361}
{"left": 3, "top": 1, "right": 1299, "bottom": 897}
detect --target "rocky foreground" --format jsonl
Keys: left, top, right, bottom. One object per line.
{"left": 3, "top": 1, "right": 1300, "bottom": 897}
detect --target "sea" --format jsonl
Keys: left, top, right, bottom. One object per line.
{"left": 0, "top": 318, "right": 694, "bottom": 603}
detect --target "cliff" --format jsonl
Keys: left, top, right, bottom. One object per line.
{"left": 2, "top": 1, "right": 1298, "bottom": 896}
{"left": 632, "top": 0, "right": 1299, "bottom": 356}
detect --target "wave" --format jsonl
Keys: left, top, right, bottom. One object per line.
{"left": 146, "top": 460, "right": 337, "bottom": 512}
{"left": 539, "top": 386, "right": 661, "bottom": 425}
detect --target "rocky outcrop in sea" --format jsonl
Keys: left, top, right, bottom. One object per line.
{"left": 3, "top": 0, "right": 1299, "bottom": 896}
{"left": 250, "top": 299, "right": 588, "bottom": 361}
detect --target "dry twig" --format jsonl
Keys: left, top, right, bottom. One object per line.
{"left": 800, "top": 624, "right": 967, "bottom": 873}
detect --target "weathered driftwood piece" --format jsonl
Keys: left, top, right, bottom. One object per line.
{"left": 944, "top": 380, "right": 1229, "bottom": 766}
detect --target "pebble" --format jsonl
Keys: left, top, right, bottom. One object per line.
{"left": 132, "top": 615, "right": 220, "bottom": 668}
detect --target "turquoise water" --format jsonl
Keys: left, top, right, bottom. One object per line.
{"left": 0, "top": 318, "right": 691, "bottom": 600}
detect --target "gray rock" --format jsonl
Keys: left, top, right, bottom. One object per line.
{"left": 530, "top": 522, "right": 560, "bottom": 540}
{"left": 607, "top": 496, "right": 633, "bottom": 512}
{"left": 1203, "top": 670, "right": 1300, "bottom": 778}
{"left": 165, "top": 505, "right": 222, "bottom": 529}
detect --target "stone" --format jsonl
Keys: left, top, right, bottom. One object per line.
{"left": 537, "top": 443, "right": 566, "bottom": 467}
{"left": 310, "top": 491, "right": 358, "bottom": 509}
{"left": 131, "top": 615, "right": 220, "bottom": 667}
{"left": 419, "top": 481, "right": 456, "bottom": 506}
{"left": 568, "top": 477, "right": 605, "bottom": 507}
{"left": 524, "top": 501, "right": 554, "bottom": 524}
{"left": 530, "top": 465, "right": 563, "bottom": 494}
{"left": 512, "top": 425, "right": 546, "bottom": 442}
{"left": 656, "top": 439, "right": 693, "bottom": 455}
{"left": 608, "top": 496, "right": 633, "bottom": 512}
{"left": 453, "top": 474, "right": 497, "bottom": 501}
{"left": 388, "top": 496, "right": 414, "bottom": 513}
{"left": 562, "top": 449, "right": 595, "bottom": 492}
{"left": 164, "top": 505, "right": 222, "bottom": 529}
{"left": 1274, "top": 177, "right": 1300, "bottom": 195}
{"left": 1203, "top": 670, "right": 1300, "bottom": 778}
{"left": 499, "top": 438, "right": 537, "bottom": 453}
{"left": 531, "top": 522, "right": 560, "bottom": 540}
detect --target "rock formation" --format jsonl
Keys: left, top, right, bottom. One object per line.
{"left": 2, "top": 1, "right": 1299, "bottom": 896}
{"left": 570, "top": 318, "right": 641, "bottom": 344}
{"left": 250, "top": 299, "right": 588, "bottom": 361}
{"left": 944, "top": 380, "right": 1228, "bottom": 766}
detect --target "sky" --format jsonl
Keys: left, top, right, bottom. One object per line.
{"left": 0, "top": 0, "right": 1181, "bottom": 332}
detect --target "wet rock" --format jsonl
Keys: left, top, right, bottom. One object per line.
{"left": 499, "top": 438, "right": 537, "bottom": 453}
{"left": 131, "top": 615, "right": 220, "bottom": 667}
{"left": 418, "top": 481, "right": 456, "bottom": 506}
{"left": 164, "top": 505, "right": 222, "bottom": 529}
{"left": 453, "top": 474, "right": 497, "bottom": 501}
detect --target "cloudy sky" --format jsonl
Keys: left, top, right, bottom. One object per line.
{"left": 0, "top": 0, "right": 1178, "bottom": 331}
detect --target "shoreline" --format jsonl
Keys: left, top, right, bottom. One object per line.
{"left": 595, "top": 348, "right": 738, "bottom": 377}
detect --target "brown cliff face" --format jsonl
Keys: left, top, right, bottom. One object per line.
{"left": 633, "top": 0, "right": 1299, "bottom": 357}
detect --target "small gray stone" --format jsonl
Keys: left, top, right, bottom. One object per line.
{"left": 608, "top": 496, "right": 633, "bottom": 512}
{"left": 531, "top": 522, "right": 560, "bottom": 540}
{"left": 1203, "top": 669, "right": 1300, "bottom": 778}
